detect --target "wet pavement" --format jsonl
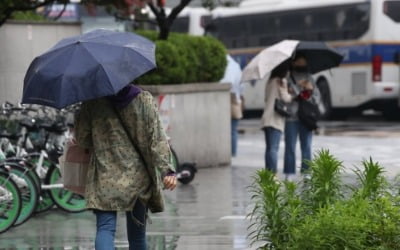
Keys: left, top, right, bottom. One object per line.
{"left": 0, "top": 162, "right": 254, "bottom": 249}
{"left": 2, "top": 118, "right": 400, "bottom": 249}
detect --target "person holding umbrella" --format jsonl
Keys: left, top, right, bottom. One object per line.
{"left": 22, "top": 29, "right": 178, "bottom": 250}
{"left": 240, "top": 40, "right": 342, "bottom": 179}
{"left": 74, "top": 83, "right": 177, "bottom": 250}
{"left": 261, "top": 62, "right": 293, "bottom": 174}
{"left": 283, "top": 53, "right": 322, "bottom": 179}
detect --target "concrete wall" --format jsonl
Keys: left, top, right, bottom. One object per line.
{"left": 0, "top": 21, "right": 81, "bottom": 104}
{"left": 142, "top": 83, "right": 231, "bottom": 168}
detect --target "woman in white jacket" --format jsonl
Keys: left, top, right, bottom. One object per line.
{"left": 261, "top": 64, "right": 292, "bottom": 174}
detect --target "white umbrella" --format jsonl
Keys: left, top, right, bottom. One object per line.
{"left": 241, "top": 40, "right": 299, "bottom": 82}
{"left": 220, "top": 55, "right": 243, "bottom": 101}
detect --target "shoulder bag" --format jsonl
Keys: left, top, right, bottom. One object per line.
{"left": 274, "top": 98, "right": 291, "bottom": 117}
{"left": 59, "top": 139, "right": 90, "bottom": 196}
{"left": 231, "top": 93, "right": 243, "bottom": 119}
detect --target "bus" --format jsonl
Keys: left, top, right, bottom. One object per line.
{"left": 146, "top": 6, "right": 210, "bottom": 35}
{"left": 206, "top": 0, "right": 400, "bottom": 119}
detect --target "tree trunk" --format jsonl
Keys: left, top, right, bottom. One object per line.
{"left": 158, "top": 20, "right": 170, "bottom": 40}
{"left": 148, "top": 0, "right": 192, "bottom": 40}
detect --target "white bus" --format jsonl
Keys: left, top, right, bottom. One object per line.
{"left": 207, "top": 0, "right": 400, "bottom": 119}
{"left": 146, "top": 6, "right": 210, "bottom": 35}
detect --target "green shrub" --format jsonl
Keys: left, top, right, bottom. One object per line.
{"left": 165, "top": 34, "right": 198, "bottom": 83}
{"left": 248, "top": 150, "right": 400, "bottom": 250}
{"left": 137, "top": 40, "right": 186, "bottom": 85}
{"left": 135, "top": 30, "right": 227, "bottom": 85}
{"left": 302, "top": 150, "right": 343, "bottom": 210}
{"left": 12, "top": 11, "right": 47, "bottom": 21}
{"left": 135, "top": 30, "right": 159, "bottom": 42}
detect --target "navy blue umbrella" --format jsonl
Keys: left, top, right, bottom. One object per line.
{"left": 22, "top": 29, "right": 156, "bottom": 109}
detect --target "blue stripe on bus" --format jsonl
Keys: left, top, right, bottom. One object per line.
{"left": 335, "top": 44, "right": 400, "bottom": 64}
{"left": 231, "top": 43, "right": 400, "bottom": 68}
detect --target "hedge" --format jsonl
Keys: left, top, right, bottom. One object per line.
{"left": 134, "top": 30, "right": 227, "bottom": 85}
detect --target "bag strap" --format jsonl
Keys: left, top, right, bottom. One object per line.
{"left": 111, "top": 104, "right": 156, "bottom": 184}
{"left": 289, "top": 73, "right": 297, "bottom": 87}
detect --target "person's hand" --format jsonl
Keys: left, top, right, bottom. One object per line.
{"left": 163, "top": 175, "right": 177, "bottom": 190}
{"left": 299, "top": 90, "right": 312, "bottom": 100}
{"left": 299, "top": 79, "right": 313, "bottom": 90}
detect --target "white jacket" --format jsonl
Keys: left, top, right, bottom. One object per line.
{"left": 261, "top": 77, "right": 292, "bottom": 132}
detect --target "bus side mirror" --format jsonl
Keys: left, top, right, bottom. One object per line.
{"left": 394, "top": 52, "right": 400, "bottom": 64}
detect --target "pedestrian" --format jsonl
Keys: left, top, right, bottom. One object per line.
{"left": 220, "top": 55, "right": 244, "bottom": 157}
{"left": 283, "top": 53, "right": 321, "bottom": 179}
{"left": 74, "top": 84, "right": 177, "bottom": 250}
{"left": 230, "top": 90, "right": 245, "bottom": 157}
{"left": 261, "top": 63, "right": 292, "bottom": 174}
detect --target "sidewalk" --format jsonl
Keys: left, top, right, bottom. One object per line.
{"left": 0, "top": 157, "right": 256, "bottom": 250}
{"left": 2, "top": 119, "right": 400, "bottom": 249}
{"left": 236, "top": 119, "right": 400, "bottom": 178}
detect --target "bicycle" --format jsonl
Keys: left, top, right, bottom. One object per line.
{"left": 0, "top": 103, "right": 86, "bottom": 216}
{"left": 0, "top": 170, "right": 22, "bottom": 233}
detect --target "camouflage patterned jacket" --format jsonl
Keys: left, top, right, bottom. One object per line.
{"left": 74, "top": 91, "right": 173, "bottom": 212}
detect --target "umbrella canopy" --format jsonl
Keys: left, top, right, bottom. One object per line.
{"left": 22, "top": 29, "right": 156, "bottom": 109}
{"left": 241, "top": 40, "right": 299, "bottom": 82}
{"left": 220, "top": 55, "right": 243, "bottom": 99}
{"left": 296, "top": 41, "right": 343, "bottom": 74}
{"left": 241, "top": 40, "right": 343, "bottom": 82}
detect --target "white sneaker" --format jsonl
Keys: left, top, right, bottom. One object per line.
{"left": 302, "top": 173, "right": 312, "bottom": 181}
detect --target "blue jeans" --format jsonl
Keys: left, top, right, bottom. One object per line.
{"left": 231, "top": 119, "right": 239, "bottom": 157}
{"left": 263, "top": 127, "right": 282, "bottom": 173}
{"left": 94, "top": 201, "right": 147, "bottom": 250}
{"left": 284, "top": 120, "right": 313, "bottom": 174}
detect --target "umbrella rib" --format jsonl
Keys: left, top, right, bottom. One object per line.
{"left": 82, "top": 40, "right": 153, "bottom": 56}
{"left": 81, "top": 42, "right": 154, "bottom": 92}
{"left": 75, "top": 44, "right": 114, "bottom": 91}
{"left": 27, "top": 46, "right": 77, "bottom": 86}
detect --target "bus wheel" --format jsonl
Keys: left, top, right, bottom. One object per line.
{"left": 317, "top": 78, "right": 332, "bottom": 120}
{"left": 382, "top": 106, "right": 400, "bottom": 121}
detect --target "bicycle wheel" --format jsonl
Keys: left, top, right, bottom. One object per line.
{"left": 25, "top": 154, "right": 55, "bottom": 213}
{"left": 2, "top": 163, "right": 39, "bottom": 226}
{"left": 0, "top": 171, "right": 22, "bottom": 234}
{"left": 46, "top": 165, "right": 86, "bottom": 213}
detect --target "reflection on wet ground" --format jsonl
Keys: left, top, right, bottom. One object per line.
{"left": 3, "top": 118, "right": 400, "bottom": 249}
{"left": 0, "top": 166, "right": 255, "bottom": 250}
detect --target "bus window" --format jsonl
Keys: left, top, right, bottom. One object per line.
{"left": 384, "top": 1, "right": 400, "bottom": 22}
{"left": 170, "top": 16, "right": 189, "bottom": 33}
{"left": 341, "top": 3, "right": 370, "bottom": 38}
{"left": 201, "top": 14, "right": 213, "bottom": 33}
{"left": 209, "top": 2, "right": 370, "bottom": 49}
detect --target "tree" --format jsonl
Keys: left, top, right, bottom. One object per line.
{"left": 0, "top": 0, "right": 58, "bottom": 26}
{"left": 147, "top": 0, "right": 192, "bottom": 40}
{"left": 0, "top": 0, "right": 195, "bottom": 40}
{"left": 0, "top": 1, "right": 151, "bottom": 26}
